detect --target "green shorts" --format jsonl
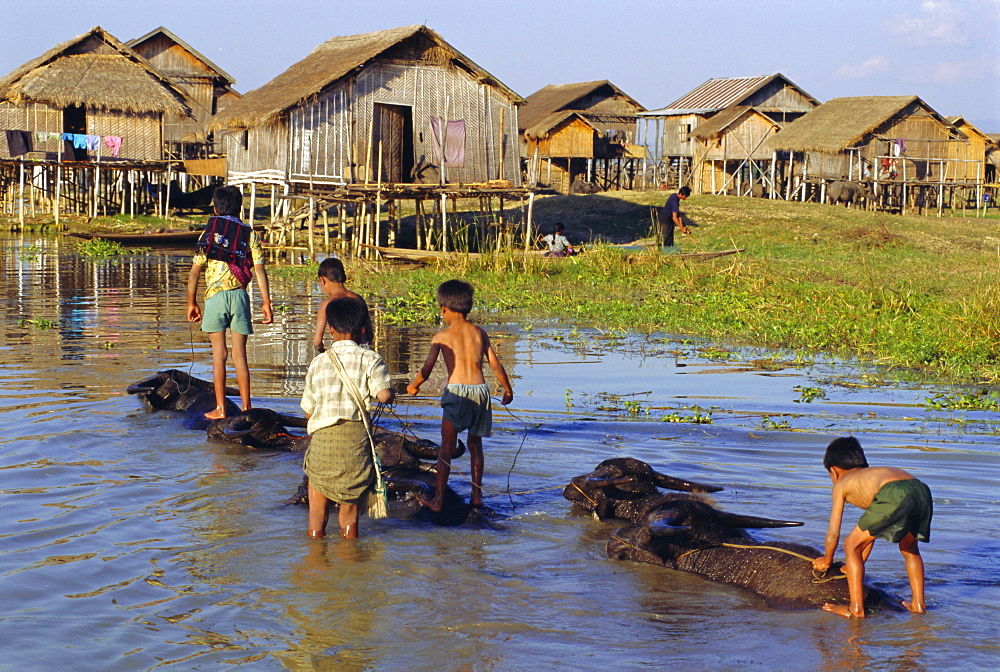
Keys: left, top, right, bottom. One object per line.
{"left": 202, "top": 288, "right": 253, "bottom": 335}
{"left": 441, "top": 383, "right": 492, "bottom": 437}
{"left": 857, "top": 478, "right": 932, "bottom": 543}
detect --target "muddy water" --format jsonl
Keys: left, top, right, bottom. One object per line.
{"left": 1, "top": 234, "right": 997, "bottom": 670}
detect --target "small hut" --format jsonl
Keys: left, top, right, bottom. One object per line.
{"left": 636, "top": 74, "right": 818, "bottom": 190}
{"left": 944, "top": 116, "right": 996, "bottom": 184}
{"left": 127, "top": 26, "right": 240, "bottom": 155}
{"left": 766, "top": 96, "right": 969, "bottom": 209}
{"left": 690, "top": 107, "right": 781, "bottom": 196}
{"left": 0, "top": 26, "right": 191, "bottom": 161}
{"left": 210, "top": 25, "right": 522, "bottom": 187}
{"left": 518, "top": 80, "right": 645, "bottom": 193}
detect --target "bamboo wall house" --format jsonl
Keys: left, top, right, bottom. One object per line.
{"left": 636, "top": 74, "right": 818, "bottom": 191}
{"left": 0, "top": 26, "right": 194, "bottom": 223}
{"left": 127, "top": 26, "right": 240, "bottom": 159}
{"left": 209, "top": 25, "right": 526, "bottom": 253}
{"left": 518, "top": 80, "right": 645, "bottom": 194}
{"left": 765, "top": 96, "right": 975, "bottom": 212}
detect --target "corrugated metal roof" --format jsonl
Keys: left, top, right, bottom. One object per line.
{"left": 664, "top": 75, "right": 773, "bottom": 111}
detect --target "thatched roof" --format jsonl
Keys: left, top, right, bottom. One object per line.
{"left": 128, "top": 26, "right": 236, "bottom": 85}
{"left": 519, "top": 80, "right": 644, "bottom": 132}
{"left": 641, "top": 73, "right": 818, "bottom": 116}
{"left": 766, "top": 96, "right": 957, "bottom": 153}
{"left": 690, "top": 106, "right": 778, "bottom": 142}
{"left": 211, "top": 25, "right": 522, "bottom": 130}
{"left": 0, "top": 26, "right": 190, "bottom": 115}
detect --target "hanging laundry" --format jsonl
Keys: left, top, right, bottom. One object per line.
{"left": 85, "top": 135, "right": 100, "bottom": 151}
{"left": 103, "top": 136, "right": 123, "bottom": 157}
{"left": 429, "top": 117, "right": 466, "bottom": 168}
{"left": 894, "top": 138, "right": 906, "bottom": 156}
{"left": 72, "top": 134, "right": 88, "bottom": 150}
{"left": 5, "top": 129, "right": 32, "bottom": 156}
{"left": 33, "top": 131, "right": 60, "bottom": 144}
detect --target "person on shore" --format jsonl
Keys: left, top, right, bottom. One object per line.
{"left": 542, "top": 222, "right": 575, "bottom": 257}
{"left": 312, "top": 257, "right": 372, "bottom": 353}
{"left": 187, "top": 186, "right": 272, "bottom": 419}
{"left": 812, "top": 436, "right": 932, "bottom": 618}
{"left": 406, "top": 280, "right": 513, "bottom": 511}
{"left": 301, "top": 297, "right": 394, "bottom": 539}
{"left": 659, "top": 185, "right": 691, "bottom": 247}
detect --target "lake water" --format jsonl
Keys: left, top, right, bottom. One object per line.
{"left": 1, "top": 234, "right": 997, "bottom": 670}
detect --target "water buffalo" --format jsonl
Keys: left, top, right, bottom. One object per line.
{"left": 827, "top": 180, "right": 874, "bottom": 208}
{"left": 567, "top": 458, "right": 903, "bottom": 612}
{"left": 563, "top": 457, "right": 724, "bottom": 521}
{"left": 607, "top": 495, "right": 902, "bottom": 611}
{"left": 127, "top": 369, "right": 239, "bottom": 429}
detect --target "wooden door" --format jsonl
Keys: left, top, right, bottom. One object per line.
{"left": 372, "top": 103, "right": 414, "bottom": 183}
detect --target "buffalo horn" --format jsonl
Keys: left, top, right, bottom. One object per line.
{"left": 716, "top": 511, "right": 804, "bottom": 528}
{"left": 653, "top": 472, "right": 724, "bottom": 493}
{"left": 587, "top": 475, "right": 637, "bottom": 488}
{"left": 647, "top": 511, "right": 692, "bottom": 536}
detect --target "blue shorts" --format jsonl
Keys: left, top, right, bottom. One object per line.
{"left": 202, "top": 288, "right": 253, "bottom": 335}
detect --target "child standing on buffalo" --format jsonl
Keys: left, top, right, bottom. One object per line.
{"left": 406, "top": 280, "right": 513, "bottom": 511}
{"left": 312, "top": 257, "right": 372, "bottom": 353}
{"left": 187, "top": 186, "right": 272, "bottom": 419}
{"left": 813, "top": 436, "right": 932, "bottom": 618}
{"left": 301, "top": 297, "right": 394, "bottom": 539}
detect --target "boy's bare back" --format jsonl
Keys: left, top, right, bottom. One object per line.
{"left": 836, "top": 466, "right": 915, "bottom": 509}
{"left": 432, "top": 317, "right": 490, "bottom": 385}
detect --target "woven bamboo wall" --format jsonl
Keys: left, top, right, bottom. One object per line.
{"left": 87, "top": 111, "right": 162, "bottom": 160}
{"left": 287, "top": 61, "right": 520, "bottom": 185}
{"left": 222, "top": 125, "right": 289, "bottom": 175}
{"left": 0, "top": 102, "right": 61, "bottom": 158}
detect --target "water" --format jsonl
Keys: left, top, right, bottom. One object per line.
{"left": 1, "top": 234, "right": 998, "bottom": 670}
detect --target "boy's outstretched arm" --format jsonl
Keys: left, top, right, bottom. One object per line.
{"left": 486, "top": 342, "right": 513, "bottom": 405}
{"left": 187, "top": 263, "right": 203, "bottom": 321}
{"left": 254, "top": 264, "right": 274, "bottom": 324}
{"left": 813, "top": 485, "right": 847, "bottom": 572}
{"left": 406, "top": 343, "right": 441, "bottom": 396}
{"left": 312, "top": 298, "right": 331, "bottom": 352}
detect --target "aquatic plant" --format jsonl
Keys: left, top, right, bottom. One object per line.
{"left": 20, "top": 317, "right": 56, "bottom": 330}
{"left": 924, "top": 391, "right": 1000, "bottom": 412}
{"left": 760, "top": 416, "right": 792, "bottom": 430}
{"left": 793, "top": 386, "right": 827, "bottom": 403}
{"left": 75, "top": 238, "right": 143, "bottom": 259}
{"left": 19, "top": 244, "right": 40, "bottom": 262}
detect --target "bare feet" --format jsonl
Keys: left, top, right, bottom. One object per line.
{"left": 902, "top": 600, "right": 925, "bottom": 613}
{"left": 822, "top": 603, "right": 864, "bottom": 618}
{"left": 204, "top": 406, "right": 226, "bottom": 420}
{"left": 416, "top": 491, "right": 443, "bottom": 513}
{"left": 340, "top": 524, "right": 357, "bottom": 540}
{"left": 307, "top": 529, "right": 325, "bottom": 538}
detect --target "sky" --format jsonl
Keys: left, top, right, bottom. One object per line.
{"left": 1, "top": 0, "right": 998, "bottom": 130}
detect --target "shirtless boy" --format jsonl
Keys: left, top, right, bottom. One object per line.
{"left": 812, "top": 436, "right": 932, "bottom": 618}
{"left": 312, "top": 257, "right": 372, "bottom": 353}
{"left": 406, "top": 280, "right": 513, "bottom": 511}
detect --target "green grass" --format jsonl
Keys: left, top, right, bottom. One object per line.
{"left": 272, "top": 191, "right": 1000, "bottom": 383}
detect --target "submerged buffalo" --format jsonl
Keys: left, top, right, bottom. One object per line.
{"left": 567, "top": 458, "right": 902, "bottom": 612}
{"left": 128, "top": 370, "right": 493, "bottom": 526}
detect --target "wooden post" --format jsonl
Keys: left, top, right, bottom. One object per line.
{"left": 18, "top": 157, "right": 25, "bottom": 228}
{"left": 524, "top": 191, "right": 535, "bottom": 251}
{"left": 498, "top": 106, "right": 505, "bottom": 181}
{"left": 375, "top": 140, "right": 383, "bottom": 249}
{"left": 249, "top": 182, "right": 256, "bottom": 227}
{"left": 785, "top": 152, "right": 793, "bottom": 201}
{"left": 308, "top": 197, "right": 315, "bottom": 256}
{"left": 55, "top": 142, "right": 62, "bottom": 227}
{"left": 441, "top": 192, "right": 448, "bottom": 252}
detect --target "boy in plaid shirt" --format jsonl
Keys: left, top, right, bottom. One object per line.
{"left": 301, "top": 298, "right": 394, "bottom": 539}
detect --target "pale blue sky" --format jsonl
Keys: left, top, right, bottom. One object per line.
{"left": 2, "top": 0, "right": 998, "bottom": 130}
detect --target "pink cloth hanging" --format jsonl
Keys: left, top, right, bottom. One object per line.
{"left": 104, "top": 136, "right": 123, "bottom": 157}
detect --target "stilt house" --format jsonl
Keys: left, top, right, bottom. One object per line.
{"left": 518, "top": 80, "right": 645, "bottom": 193}
{"left": 944, "top": 116, "right": 996, "bottom": 183}
{"left": 127, "top": 26, "right": 240, "bottom": 152}
{"left": 636, "top": 74, "right": 817, "bottom": 191}
{"left": 0, "top": 26, "right": 192, "bottom": 161}
{"left": 766, "top": 96, "right": 968, "bottom": 183}
{"left": 209, "top": 25, "right": 523, "bottom": 187}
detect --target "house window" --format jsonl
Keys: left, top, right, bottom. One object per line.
{"left": 679, "top": 124, "right": 691, "bottom": 141}
{"left": 240, "top": 130, "right": 249, "bottom": 150}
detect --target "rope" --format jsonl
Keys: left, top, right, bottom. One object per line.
{"left": 500, "top": 400, "right": 530, "bottom": 510}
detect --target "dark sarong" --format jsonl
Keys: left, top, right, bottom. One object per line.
{"left": 303, "top": 421, "right": 374, "bottom": 505}
{"left": 197, "top": 215, "right": 253, "bottom": 284}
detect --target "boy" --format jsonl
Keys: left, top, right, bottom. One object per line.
{"left": 312, "top": 257, "right": 373, "bottom": 353}
{"left": 187, "top": 186, "right": 272, "bottom": 419}
{"left": 301, "top": 297, "right": 394, "bottom": 539}
{"left": 812, "top": 436, "right": 932, "bottom": 618}
{"left": 542, "top": 222, "right": 575, "bottom": 257}
{"left": 659, "top": 185, "right": 691, "bottom": 247}
{"left": 406, "top": 280, "right": 513, "bottom": 512}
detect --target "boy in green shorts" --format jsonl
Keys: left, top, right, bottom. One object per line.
{"left": 813, "top": 436, "right": 932, "bottom": 618}
{"left": 187, "top": 186, "right": 273, "bottom": 419}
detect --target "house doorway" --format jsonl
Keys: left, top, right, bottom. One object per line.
{"left": 63, "top": 105, "right": 87, "bottom": 160}
{"left": 372, "top": 103, "right": 413, "bottom": 183}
